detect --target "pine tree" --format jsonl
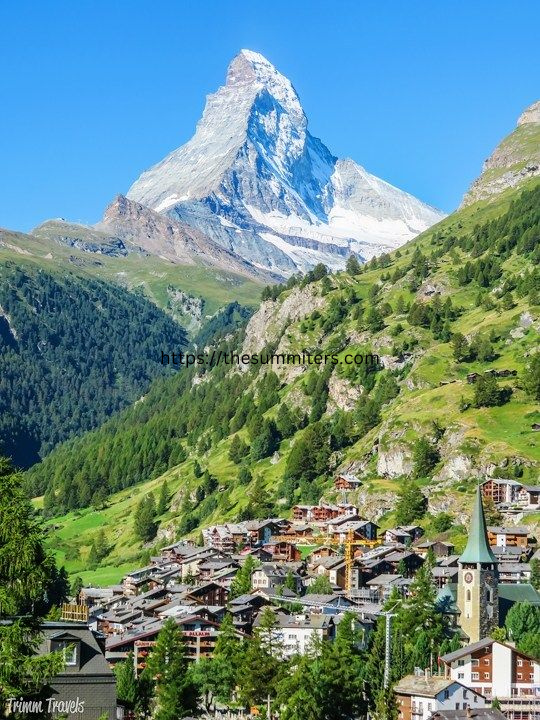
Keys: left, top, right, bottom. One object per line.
{"left": 0, "top": 458, "right": 66, "bottom": 707}
{"left": 157, "top": 479, "right": 169, "bottom": 515}
{"left": 229, "top": 555, "right": 257, "bottom": 598}
{"left": 95, "top": 529, "right": 109, "bottom": 561}
{"left": 412, "top": 437, "right": 440, "bottom": 479}
{"left": 346, "top": 254, "right": 361, "bottom": 275}
{"left": 114, "top": 652, "right": 138, "bottom": 708}
{"left": 135, "top": 494, "right": 158, "bottom": 543}
{"left": 71, "top": 576, "right": 83, "bottom": 600}
{"left": 147, "top": 618, "right": 197, "bottom": 719}
{"left": 87, "top": 541, "right": 99, "bottom": 570}
{"left": 395, "top": 482, "right": 427, "bottom": 525}
{"left": 238, "top": 607, "right": 285, "bottom": 706}
{"left": 228, "top": 434, "right": 249, "bottom": 464}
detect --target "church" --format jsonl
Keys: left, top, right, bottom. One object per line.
{"left": 437, "top": 486, "right": 540, "bottom": 642}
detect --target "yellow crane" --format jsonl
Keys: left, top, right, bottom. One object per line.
{"left": 344, "top": 528, "right": 379, "bottom": 593}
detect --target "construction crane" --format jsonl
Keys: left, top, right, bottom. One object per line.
{"left": 344, "top": 528, "right": 378, "bottom": 593}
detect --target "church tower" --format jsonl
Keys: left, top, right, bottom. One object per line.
{"left": 457, "top": 486, "right": 499, "bottom": 642}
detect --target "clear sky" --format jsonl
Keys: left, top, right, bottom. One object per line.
{"left": 1, "top": 0, "right": 538, "bottom": 232}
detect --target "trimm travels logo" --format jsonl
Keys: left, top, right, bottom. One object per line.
{"left": 6, "top": 696, "right": 85, "bottom": 715}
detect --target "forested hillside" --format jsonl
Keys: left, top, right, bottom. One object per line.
{"left": 29, "top": 181, "right": 540, "bottom": 572}
{"left": 0, "top": 262, "right": 187, "bottom": 467}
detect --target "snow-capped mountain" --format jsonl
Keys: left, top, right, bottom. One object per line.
{"left": 127, "top": 49, "right": 445, "bottom": 275}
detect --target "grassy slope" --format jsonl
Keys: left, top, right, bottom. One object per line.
{"left": 0, "top": 228, "right": 262, "bottom": 323}
{"left": 41, "top": 180, "right": 540, "bottom": 585}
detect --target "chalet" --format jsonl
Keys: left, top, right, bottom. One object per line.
{"left": 309, "top": 556, "right": 347, "bottom": 589}
{"left": 487, "top": 526, "right": 529, "bottom": 548}
{"left": 394, "top": 674, "right": 486, "bottom": 720}
{"left": 307, "top": 545, "right": 340, "bottom": 562}
{"left": 432, "top": 565, "right": 459, "bottom": 588}
{"left": 292, "top": 504, "right": 312, "bottom": 522}
{"left": 497, "top": 563, "right": 531, "bottom": 584}
{"left": 416, "top": 540, "right": 455, "bottom": 558}
{"left": 384, "top": 550, "right": 424, "bottom": 576}
{"left": 481, "top": 479, "right": 540, "bottom": 510}
{"left": 244, "top": 519, "right": 283, "bottom": 545}
{"left": 328, "top": 519, "right": 379, "bottom": 544}
{"left": 38, "top": 621, "right": 117, "bottom": 720}
{"left": 292, "top": 501, "right": 359, "bottom": 524}
{"left": 334, "top": 473, "right": 362, "bottom": 490}
{"left": 184, "top": 581, "right": 229, "bottom": 606}
{"left": 251, "top": 564, "right": 303, "bottom": 593}
{"left": 262, "top": 540, "right": 302, "bottom": 562}
{"left": 203, "top": 524, "right": 249, "bottom": 552}
{"left": 198, "top": 558, "right": 239, "bottom": 581}
{"left": 106, "top": 613, "right": 223, "bottom": 667}
{"left": 385, "top": 526, "right": 424, "bottom": 545}
{"left": 440, "top": 638, "right": 540, "bottom": 719}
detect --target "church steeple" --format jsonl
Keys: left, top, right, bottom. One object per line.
{"left": 457, "top": 485, "right": 499, "bottom": 642}
{"left": 459, "top": 485, "right": 497, "bottom": 565}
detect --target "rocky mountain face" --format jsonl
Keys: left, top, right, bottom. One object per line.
{"left": 462, "top": 100, "right": 540, "bottom": 207}
{"left": 127, "top": 49, "right": 444, "bottom": 275}
{"left": 32, "top": 196, "right": 277, "bottom": 283}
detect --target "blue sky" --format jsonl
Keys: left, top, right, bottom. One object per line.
{"left": 1, "top": 0, "right": 538, "bottom": 232}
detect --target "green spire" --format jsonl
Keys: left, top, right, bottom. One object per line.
{"left": 459, "top": 485, "right": 497, "bottom": 565}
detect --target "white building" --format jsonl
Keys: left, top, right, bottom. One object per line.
{"left": 394, "top": 674, "right": 486, "bottom": 720}
{"left": 440, "top": 638, "right": 540, "bottom": 720}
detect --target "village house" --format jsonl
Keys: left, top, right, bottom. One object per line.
{"left": 385, "top": 525, "right": 424, "bottom": 545}
{"left": 486, "top": 526, "right": 530, "bottom": 549}
{"left": 440, "top": 639, "right": 540, "bottom": 720}
{"left": 416, "top": 540, "right": 455, "bottom": 558}
{"left": 262, "top": 540, "right": 302, "bottom": 562}
{"left": 481, "top": 479, "right": 540, "bottom": 510}
{"left": 38, "top": 621, "right": 117, "bottom": 720}
{"left": 334, "top": 473, "right": 362, "bottom": 491}
{"left": 263, "top": 612, "right": 336, "bottom": 657}
{"left": 394, "top": 673, "right": 486, "bottom": 720}
{"left": 251, "top": 563, "right": 303, "bottom": 593}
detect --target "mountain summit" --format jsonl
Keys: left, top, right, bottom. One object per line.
{"left": 127, "top": 50, "right": 444, "bottom": 274}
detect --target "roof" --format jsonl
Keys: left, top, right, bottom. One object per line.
{"left": 440, "top": 637, "right": 494, "bottom": 663}
{"left": 441, "top": 636, "right": 540, "bottom": 666}
{"left": 38, "top": 622, "right": 114, "bottom": 678}
{"left": 487, "top": 526, "right": 529, "bottom": 535}
{"left": 393, "top": 674, "right": 458, "bottom": 697}
{"left": 430, "top": 709, "right": 506, "bottom": 720}
{"left": 459, "top": 486, "right": 497, "bottom": 565}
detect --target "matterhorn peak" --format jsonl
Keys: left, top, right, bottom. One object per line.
{"left": 127, "top": 51, "right": 444, "bottom": 275}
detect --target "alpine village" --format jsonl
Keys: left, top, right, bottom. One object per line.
{"left": 1, "top": 49, "right": 540, "bottom": 720}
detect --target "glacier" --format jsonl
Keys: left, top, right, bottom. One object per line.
{"left": 127, "top": 49, "right": 445, "bottom": 275}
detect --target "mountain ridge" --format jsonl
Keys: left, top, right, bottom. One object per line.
{"left": 126, "top": 50, "right": 445, "bottom": 274}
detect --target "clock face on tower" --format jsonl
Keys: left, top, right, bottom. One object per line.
{"left": 464, "top": 571, "right": 473, "bottom": 583}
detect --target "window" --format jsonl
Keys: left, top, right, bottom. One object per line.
{"left": 52, "top": 640, "right": 77, "bottom": 666}
{"left": 484, "top": 659, "right": 490, "bottom": 666}
{"left": 472, "top": 672, "right": 479, "bottom": 680}
{"left": 517, "top": 673, "right": 522, "bottom": 680}
{"left": 484, "top": 673, "right": 489, "bottom": 679}
{"left": 444, "top": 690, "right": 450, "bottom": 700}
{"left": 472, "top": 659, "right": 479, "bottom": 666}
{"left": 517, "top": 659, "right": 523, "bottom": 667}
{"left": 530, "top": 673, "right": 535, "bottom": 681}
{"left": 458, "top": 673, "right": 464, "bottom": 679}
{"left": 463, "top": 691, "right": 468, "bottom": 699}
{"left": 458, "top": 660, "right": 465, "bottom": 667}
